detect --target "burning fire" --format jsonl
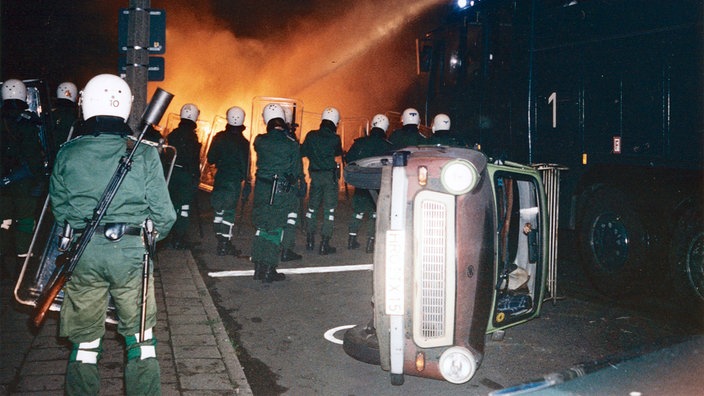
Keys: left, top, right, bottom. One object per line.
{"left": 148, "top": 0, "right": 445, "bottom": 136}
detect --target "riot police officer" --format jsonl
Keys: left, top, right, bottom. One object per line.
{"left": 52, "top": 81, "right": 79, "bottom": 146}
{"left": 49, "top": 74, "right": 176, "bottom": 395}
{"left": 428, "top": 113, "right": 468, "bottom": 147}
{"left": 345, "top": 114, "right": 394, "bottom": 253}
{"left": 166, "top": 103, "right": 202, "bottom": 249}
{"left": 302, "top": 107, "right": 344, "bottom": 255}
{"left": 389, "top": 107, "right": 427, "bottom": 149}
{"left": 252, "top": 103, "right": 303, "bottom": 282}
{"left": 0, "top": 78, "right": 43, "bottom": 281}
{"left": 207, "top": 106, "right": 249, "bottom": 256}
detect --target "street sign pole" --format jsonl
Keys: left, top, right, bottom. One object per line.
{"left": 125, "top": 0, "right": 150, "bottom": 132}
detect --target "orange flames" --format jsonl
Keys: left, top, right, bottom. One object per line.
{"left": 148, "top": 0, "right": 445, "bottom": 137}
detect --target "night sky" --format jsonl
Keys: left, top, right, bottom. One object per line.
{"left": 1, "top": 0, "right": 449, "bottom": 122}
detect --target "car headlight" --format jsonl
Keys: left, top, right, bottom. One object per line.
{"left": 438, "top": 346, "right": 477, "bottom": 384}
{"left": 440, "top": 159, "right": 479, "bottom": 195}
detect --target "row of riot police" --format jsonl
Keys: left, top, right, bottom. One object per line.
{"left": 200, "top": 103, "right": 465, "bottom": 284}
{"left": 199, "top": 103, "right": 345, "bottom": 283}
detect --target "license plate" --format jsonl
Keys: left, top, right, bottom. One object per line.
{"left": 385, "top": 230, "right": 405, "bottom": 315}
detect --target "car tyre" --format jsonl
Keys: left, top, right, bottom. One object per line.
{"left": 342, "top": 324, "right": 381, "bottom": 365}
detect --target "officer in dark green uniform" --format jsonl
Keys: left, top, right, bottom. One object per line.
{"left": 345, "top": 114, "right": 394, "bottom": 253}
{"left": 49, "top": 74, "right": 176, "bottom": 395}
{"left": 207, "top": 106, "right": 249, "bottom": 256}
{"left": 0, "top": 79, "right": 44, "bottom": 281}
{"left": 166, "top": 103, "right": 202, "bottom": 249}
{"left": 280, "top": 105, "right": 304, "bottom": 262}
{"left": 52, "top": 81, "right": 79, "bottom": 146}
{"left": 252, "top": 103, "right": 303, "bottom": 282}
{"left": 428, "top": 113, "right": 468, "bottom": 147}
{"left": 302, "top": 107, "right": 344, "bottom": 255}
{"left": 389, "top": 107, "right": 428, "bottom": 149}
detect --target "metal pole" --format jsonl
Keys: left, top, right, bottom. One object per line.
{"left": 535, "top": 164, "right": 568, "bottom": 305}
{"left": 126, "top": 0, "right": 150, "bottom": 132}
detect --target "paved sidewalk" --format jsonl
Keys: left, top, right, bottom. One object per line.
{"left": 0, "top": 248, "right": 252, "bottom": 395}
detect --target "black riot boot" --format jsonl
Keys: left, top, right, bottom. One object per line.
{"left": 306, "top": 233, "right": 315, "bottom": 251}
{"left": 281, "top": 249, "right": 302, "bottom": 262}
{"left": 216, "top": 235, "right": 241, "bottom": 256}
{"left": 253, "top": 263, "right": 264, "bottom": 281}
{"left": 347, "top": 234, "right": 360, "bottom": 250}
{"left": 366, "top": 237, "right": 375, "bottom": 253}
{"left": 319, "top": 236, "right": 337, "bottom": 255}
{"left": 263, "top": 266, "right": 286, "bottom": 283}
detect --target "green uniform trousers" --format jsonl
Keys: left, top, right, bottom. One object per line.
{"left": 348, "top": 188, "right": 377, "bottom": 238}
{"left": 252, "top": 178, "right": 292, "bottom": 267}
{"left": 211, "top": 180, "right": 242, "bottom": 239}
{"left": 169, "top": 169, "right": 197, "bottom": 241}
{"left": 305, "top": 172, "right": 338, "bottom": 238}
{"left": 60, "top": 233, "right": 160, "bottom": 395}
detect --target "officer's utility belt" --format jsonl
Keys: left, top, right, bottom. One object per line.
{"left": 75, "top": 223, "right": 142, "bottom": 241}
{"left": 310, "top": 167, "right": 340, "bottom": 181}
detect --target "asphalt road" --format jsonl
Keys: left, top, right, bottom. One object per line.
{"left": 187, "top": 190, "right": 702, "bottom": 395}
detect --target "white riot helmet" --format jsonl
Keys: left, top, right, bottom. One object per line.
{"left": 226, "top": 106, "right": 245, "bottom": 126}
{"left": 180, "top": 103, "right": 200, "bottom": 123}
{"left": 262, "top": 103, "right": 285, "bottom": 124}
{"left": 2, "top": 79, "right": 27, "bottom": 102}
{"left": 432, "top": 113, "right": 451, "bottom": 133}
{"left": 371, "top": 114, "right": 389, "bottom": 132}
{"left": 321, "top": 106, "right": 340, "bottom": 126}
{"left": 57, "top": 82, "right": 78, "bottom": 103}
{"left": 80, "top": 74, "right": 132, "bottom": 121}
{"left": 401, "top": 108, "right": 420, "bottom": 126}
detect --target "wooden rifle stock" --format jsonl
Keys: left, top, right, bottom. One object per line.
{"left": 32, "top": 270, "right": 68, "bottom": 327}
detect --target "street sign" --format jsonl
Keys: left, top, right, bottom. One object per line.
{"left": 118, "top": 56, "right": 165, "bottom": 81}
{"left": 118, "top": 8, "right": 166, "bottom": 54}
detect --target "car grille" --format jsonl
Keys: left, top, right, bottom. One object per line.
{"left": 413, "top": 190, "right": 456, "bottom": 348}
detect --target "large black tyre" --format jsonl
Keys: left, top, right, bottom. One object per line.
{"left": 342, "top": 324, "right": 381, "bottom": 365}
{"left": 578, "top": 189, "right": 648, "bottom": 297}
{"left": 343, "top": 156, "right": 392, "bottom": 190}
{"left": 669, "top": 207, "right": 704, "bottom": 308}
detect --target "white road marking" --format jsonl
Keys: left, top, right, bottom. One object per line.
{"left": 324, "top": 324, "right": 356, "bottom": 345}
{"left": 208, "top": 264, "right": 373, "bottom": 278}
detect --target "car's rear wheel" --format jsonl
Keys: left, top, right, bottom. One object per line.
{"left": 342, "top": 323, "right": 381, "bottom": 365}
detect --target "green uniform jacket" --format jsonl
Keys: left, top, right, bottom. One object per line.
{"left": 429, "top": 129, "right": 468, "bottom": 148}
{"left": 254, "top": 128, "right": 302, "bottom": 181}
{"left": 50, "top": 117, "right": 176, "bottom": 240}
{"left": 389, "top": 124, "right": 427, "bottom": 149}
{"left": 207, "top": 124, "right": 249, "bottom": 184}
{"left": 301, "top": 124, "right": 343, "bottom": 172}
{"left": 345, "top": 128, "right": 394, "bottom": 163}
{"left": 167, "top": 119, "right": 201, "bottom": 179}
{"left": 51, "top": 99, "right": 79, "bottom": 148}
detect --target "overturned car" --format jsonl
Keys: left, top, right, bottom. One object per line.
{"left": 343, "top": 146, "right": 553, "bottom": 385}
